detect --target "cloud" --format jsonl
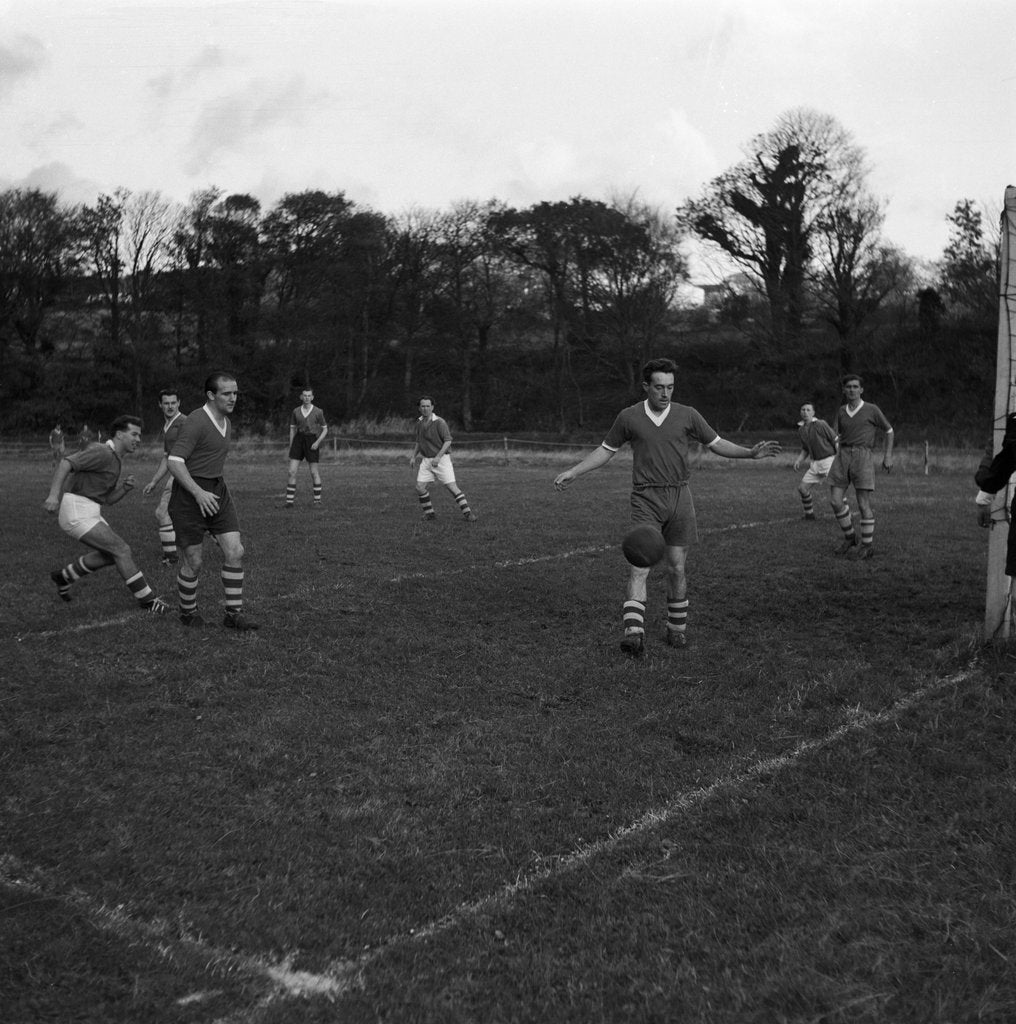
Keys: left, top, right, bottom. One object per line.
{"left": 147, "top": 44, "right": 227, "bottom": 101}
{"left": 182, "top": 76, "right": 331, "bottom": 176}
{"left": 0, "top": 33, "right": 47, "bottom": 98}
{"left": 0, "top": 162, "right": 102, "bottom": 205}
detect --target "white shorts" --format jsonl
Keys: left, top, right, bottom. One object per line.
{"left": 58, "top": 492, "right": 107, "bottom": 540}
{"left": 801, "top": 455, "right": 835, "bottom": 485}
{"left": 417, "top": 454, "right": 456, "bottom": 486}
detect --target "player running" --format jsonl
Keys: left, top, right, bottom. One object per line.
{"left": 553, "top": 357, "right": 780, "bottom": 657}
{"left": 43, "top": 415, "right": 170, "bottom": 613}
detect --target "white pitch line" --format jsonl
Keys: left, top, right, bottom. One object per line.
{"left": 3, "top": 667, "right": 967, "bottom": 1009}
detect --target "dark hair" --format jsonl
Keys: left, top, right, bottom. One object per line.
{"left": 158, "top": 385, "right": 179, "bottom": 400}
{"left": 418, "top": 395, "right": 434, "bottom": 404}
{"left": 109, "top": 414, "right": 143, "bottom": 436}
{"left": 205, "top": 371, "right": 237, "bottom": 396}
{"left": 841, "top": 373, "right": 863, "bottom": 387}
{"left": 642, "top": 357, "right": 678, "bottom": 383}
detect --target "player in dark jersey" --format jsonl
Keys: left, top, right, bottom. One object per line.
{"left": 793, "top": 402, "right": 837, "bottom": 520}
{"left": 43, "top": 415, "right": 169, "bottom": 613}
{"left": 142, "top": 386, "right": 187, "bottom": 564}
{"left": 410, "top": 397, "right": 477, "bottom": 522}
{"left": 285, "top": 388, "right": 328, "bottom": 508}
{"left": 168, "top": 371, "right": 258, "bottom": 631}
{"left": 554, "top": 357, "right": 780, "bottom": 657}
{"left": 828, "top": 374, "right": 894, "bottom": 559}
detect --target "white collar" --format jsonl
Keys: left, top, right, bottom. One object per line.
{"left": 643, "top": 400, "right": 671, "bottom": 426}
{"left": 844, "top": 400, "right": 865, "bottom": 418}
{"left": 202, "top": 403, "right": 229, "bottom": 437}
{"left": 300, "top": 404, "right": 314, "bottom": 414}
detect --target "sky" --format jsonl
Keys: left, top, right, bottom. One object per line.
{"left": 1, "top": 0, "right": 1014, "bottom": 278}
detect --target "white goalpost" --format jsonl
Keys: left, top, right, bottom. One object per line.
{"left": 985, "top": 185, "right": 1016, "bottom": 639}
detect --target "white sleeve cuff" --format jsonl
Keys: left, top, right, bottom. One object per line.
{"left": 975, "top": 491, "right": 993, "bottom": 505}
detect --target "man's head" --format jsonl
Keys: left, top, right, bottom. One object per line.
{"left": 300, "top": 389, "right": 314, "bottom": 405}
{"left": 641, "top": 358, "right": 676, "bottom": 413}
{"left": 205, "top": 371, "right": 239, "bottom": 415}
{"left": 110, "top": 414, "right": 144, "bottom": 454}
{"left": 799, "top": 403, "right": 816, "bottom": 422}
{"left": 841, "top": 374, "right": 864, "bottom": 401}
{"left": 158, "top": 386, "right": 180, "bottom": 419}
{"left": 418, "top": 396, "right": 434, "bottom": 417}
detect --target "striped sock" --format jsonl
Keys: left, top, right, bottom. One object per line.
{"left": 158, "top": 523, "right": 176, "bottom": 557}
{"left": 221, "top": 564, "right": 244, "bottom": 614}
{"left": 53, "top": 555, "right": 96, "bottom": 599}
{"left": 313, "top": 482, "right": 322, "bottom": 503}
{"left": 418, "top": 491, "right": 435, "bottom": 518}
{"left": 667, "top": 599, "right": 689, "bottom": 637}
{"left": 177, "top": 570, "right": 199, "bottom": 617}
{"left": 801, "top": 491, "right": 814, "bottom": 516}
{"left": 452, "top": 490, "right": 472, "bottom": 517}
{"left": 285, "top": 484, "right": 296, "bottom": 507}
{"left": 622, "top": 600, "right": 646, "bottom": 635}
{"left": 835, "top": 503, "right": 855, "bottom": 539}
{"left": 859, "top": 516, "right": 875, "bottom": 547}
{"left": 125, "top": 571, "right": 155, "bottom": 606}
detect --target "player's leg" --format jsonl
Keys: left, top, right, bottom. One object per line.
{"left": 798, "top": 474, "right": 816, "bottom": 518}
{"left": 308, "top": 447, "right": 323, "bottom": 505}
{"left": 829, "top": 477, "right": 857, "bottom": 554}
{"left": 78, "top": 520, "right": 168, "bottom": 612}
{"left": 212, "top": 495, "right": 258, "bottom": 631}
{"left": 854, "top": 488, "right": 876, "bottom": 558}
{"left": 621, "top": 564, "right": 651, "bottom": 656}
{"left": 416, "top": 460, "right": 436, "bottom": 520}
{"left": 285, "top": 457, "right": 300, "bottom": 508}
{"left": 155, "top": 481, "right": 177, "bottom": 564}
{"left": 169, "top": 489, "right": 209, "bottom": 625}
{"left": 437, "top": 458, "right": 476, "bottom": 521}
{"left": 51, "top": 493, "right": 120, "bottom": 601}
{"left": 663, "top": 544, "right": 690, "bottom": 648}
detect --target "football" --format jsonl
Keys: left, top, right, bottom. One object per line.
{"left": 621, "top": 523, "right": 666, "bottom": 568}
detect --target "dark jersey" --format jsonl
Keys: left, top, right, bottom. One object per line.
{"left": 169, "top": 406, "right": 231, "bottom": 478}
{"left": 291, "top": 405, "right": 327, "bottom": 436}
{"left": 833, "top": 401, "right": 892, "bottom": 448}
{"left": 798, "top": 419, "right": 837, "bottom": 460}
{"left": 161, "top": 412, "right": 187, "bottom": 455}
{"left": 65, "top": 441, "right": 123, "bottom": 503}
{"left": 415, "top": 415, "right": 452, "bottom": 458}
{"left": 603, "top": 402, "right": 718, "bottom": 488}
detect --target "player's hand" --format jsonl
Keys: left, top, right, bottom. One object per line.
{"left": 194, "top": 488, "right": 219, "bottom": 516}
{"left": 882, "top": 457, "right": 893, "bottom": 473}
{"left": 792, "top": 459, "right": 801, "bottom": 471}
{"left": 43, "top": 497, "right": 59, "bottom": 513}
{"left": 554, "top": 471, "right": 574, "bottom": 491}
{"left": 142, "top": 482, "right": 155, "bottom": 495}
{"left": 752, "top": 441, "right": 781, "bottom": 459}
{"left": 122, "top": 475, "right": 136, "bottom": 491}
{"left": 978, "top": 505, "right": 993, "bottom": 528}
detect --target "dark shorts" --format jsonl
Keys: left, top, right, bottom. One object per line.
{"left": 829, "top": 447, "right": 875, "bottom": 491}
{"left": 168, "top": 477, "right": 241, "bottom": 548}
{"left": 630, "top": 485, "right": 697, "bottom": 547}
{"left": 289, "top": 433, "right": 320, "bottom": 463}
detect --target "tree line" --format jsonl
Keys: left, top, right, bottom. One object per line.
{"left": 0, "top": 107, "right": 1000, "bottom": 439}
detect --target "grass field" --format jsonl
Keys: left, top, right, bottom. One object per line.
{"left": 2, "top": 449, "right": 1015, "bottom": 1023}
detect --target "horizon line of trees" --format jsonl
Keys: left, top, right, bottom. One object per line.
{"left": 0, "top": 107, "right": 1002, "bottom": 438}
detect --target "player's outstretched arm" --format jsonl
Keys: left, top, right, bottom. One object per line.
{"left": 554, "top": 446, "right": 615, "bottom": 490}
{"left": 711, "top": 438, "right": 781, "bottom": 460}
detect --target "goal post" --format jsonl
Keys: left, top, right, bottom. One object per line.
{"left": 985, "top": 185, "right": 1016, "bottom": 639}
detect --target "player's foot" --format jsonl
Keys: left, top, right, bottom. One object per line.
{"left": 160, "top": 554, "right": 177, "bottom": 566}
{"left": 801, "top": 513, "right": 816, "bottom": 520}
{"left": 665, "top": 629, "right": 688, "bottom": 648}
{"left": 50, "top": 569, "right": 72, "bottom": 602}
{"left": 284, "top": 504, "right": 294, "bottom": 511}
{"left": 851, "top": 545, "right": 874, "bottom": 560}
{"left": 223, "top": 610, "right": 259, "bottom": 631}
{"left": 141, "top": 597, "right": 170, "bottom": 614}
{"left": 423, "top": 514, "right": 436, "bottom": 522}
{"left": 835, "top": 535, "right": 859, "bottom": 556}
{"left": 620, "top": 632, "right": 645, "bottom": 657}
{"left": 179, "top": 611, "right": 205, "bottom": 627}
{"left": 464, "top": 512, "right": 477, "bottom": 522}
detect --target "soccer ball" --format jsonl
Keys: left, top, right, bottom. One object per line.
{"left": 621, "top": 524, "right": 666, "bottom": 568}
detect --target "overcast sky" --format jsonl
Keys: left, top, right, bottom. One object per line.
{"left": 1, "top": 0, "right": 1013, "bottom": 273}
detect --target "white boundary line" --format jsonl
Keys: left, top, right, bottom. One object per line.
{"left": 14, "top": 516, "right": 797, "bottom": 641}
{"left": 0, "top": 667, "right": 975, "bottom": 1009}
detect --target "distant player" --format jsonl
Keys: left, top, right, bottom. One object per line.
{"left": 554, "top": 357, "right": 780, "bottom": 656}
{"left": 77, "top": 423, "right": 94, "bottom": 451}
{"left": 793, "top": 402, "right": 837, "bottom": 519}
{"left": 43, "top": 415, "right": 169, "bottom": 613}
{"left": 48, "top": 423, "right": 65, "bottom": 465}
{"left": 168, "top": 371, "right": 258, "bottom": 631}
{"left": 410, "top": 396, "right": 477, "bottom": 522}
{"left": 828, "top": 373, "right": 894, "bottom": 559}
{"left": 285, "top": 388, "right": 328, "bottom": 508}
{"left": 142, "top": 386, "right": 187, "bottom": 564}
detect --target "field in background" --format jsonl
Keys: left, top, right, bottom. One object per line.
{"left": 2, "top": 453, "right": 1015, "bottom": 1023}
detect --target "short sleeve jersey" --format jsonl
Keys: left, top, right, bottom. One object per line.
{"left": 169, "top": 406, "right": 231, "bottom": 478}
{"left": 833, "top": 401, "right": 892, "bottom": 449}
{"left": 603, "top": 402, "right": 718, "bottom": 488}
{"left": 291, "top": 405, "right": 327, "bottom": 436}
{"left": 161, "top": 412, "right": 187, "bottom": 455}
{"left": 415, "top": 415, "right": 452, "bottom": 458}
{"left": 798, "top": 419, "right": 837, "bottom": 460}
{"left": 65, "top": 441, "right": 123, "bottom": 503}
